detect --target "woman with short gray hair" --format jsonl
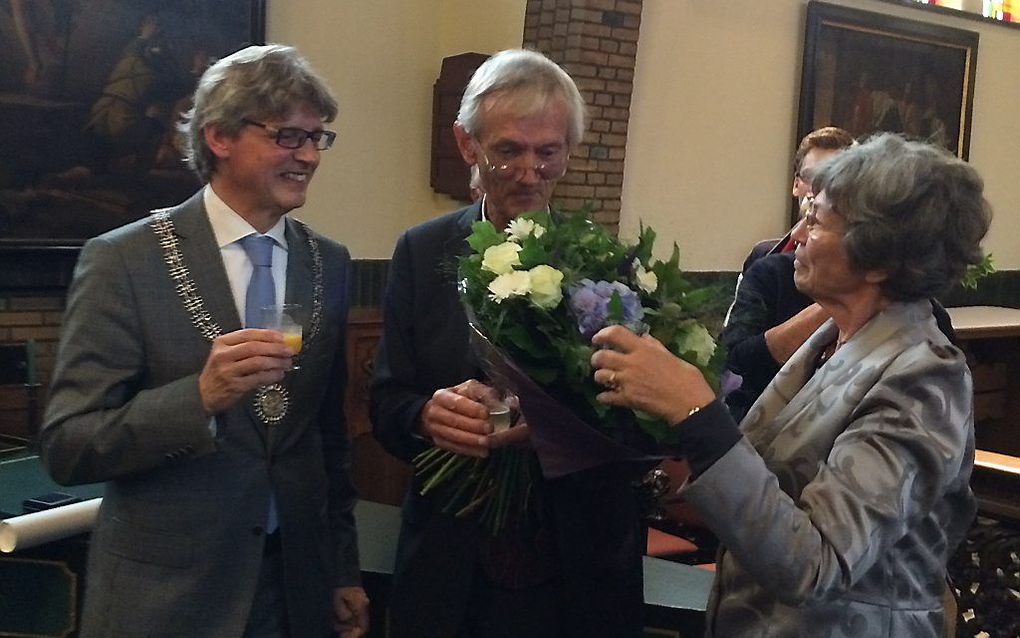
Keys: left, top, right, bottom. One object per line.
{"left": 591, "top": 132, "right": 990, "bottom": 637}
{"left": 813, "top": 133, "right": 990, "bottom": 302}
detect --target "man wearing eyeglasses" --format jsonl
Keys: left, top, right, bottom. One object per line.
{"left": 719, "top": 127, "right": 855, "bottom": 423}
{"left": 371, "top": 49, "right": 646, "bottom": 637}
{"left": 41, "top": 45, "right": 368, "bottom": 638}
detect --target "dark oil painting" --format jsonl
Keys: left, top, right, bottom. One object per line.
{"left": 0, "top": 0, "right": 263, "bottom": 245}
{"left": 799, "top": 2, "right": 978, "bottom": 159}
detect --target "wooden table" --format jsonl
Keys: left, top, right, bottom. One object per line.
{"left": 947, "top": 306, "right": 1020, "bottom": 521}
{"left": 947, "top": 305, "right": 1020, "bottom": 339}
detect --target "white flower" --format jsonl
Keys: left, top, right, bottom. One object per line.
{"left": 676, "top": 323, "right": 716, "bottom": 367}
{"left": 506, "top": 218, "right": 546, "bottom": 241}
{"left": 481, "top": 241, "right": 523, "bottom": 275}
{"left": 488, "top": 270, "right": 532, "bottom": 302}
{"left": 527, "top": 265, "right": 564, "bottom": 309}
{"left": 633, "top": 259, "right": 658, "bottom": 293}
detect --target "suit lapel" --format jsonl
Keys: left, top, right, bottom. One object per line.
{"left": 446, "top": 202, "right": 483, "bottom": 259}
{"left": 284, "top": 218, "right": 314, "bottom": 321}
{"left": 164, "top": 193, "right": 267, "bottom": 446}
{"left": 168, "top": 192, "right": 243, "bottom": 334}
{"left": 449, "top": 203, "right": 483, "bottom": 373}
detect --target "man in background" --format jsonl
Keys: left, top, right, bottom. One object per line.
{"left": 721, "top": 126, "right": 854, "bottom": 422}
{"left": 41, "top": 44, "right": 368, "bottom": 638}
{"left": 739, "top": 126, "right": 856, "bottom": 269}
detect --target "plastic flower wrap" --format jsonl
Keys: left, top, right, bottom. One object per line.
{"left": 414, "top": 208, "right": 727, "bottom": 535}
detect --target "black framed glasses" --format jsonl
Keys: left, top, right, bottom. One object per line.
{"left": 241, "top": 119, "right": 337, "bottom": 151}
{"left": 477, "top": 145, "right": 568, "bottom": 182}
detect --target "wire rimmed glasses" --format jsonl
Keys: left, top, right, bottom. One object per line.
{"left": 477, "top": 146, "right": 569, "bottom": 182}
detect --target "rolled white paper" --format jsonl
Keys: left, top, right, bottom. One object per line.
{"left": 0, "top": 498, "right": 102, "bottom": 553}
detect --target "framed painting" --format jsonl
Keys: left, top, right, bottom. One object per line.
{"left": 795, "top": 1, "right": 978, "bottom": 222}
{"left": 0, "top": 0, "right": 265, "bottom": 249}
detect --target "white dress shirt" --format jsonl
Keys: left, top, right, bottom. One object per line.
{"left": 201, "top": 186, "right": 289, "bottom": 446}
{"left": 203, "top": 186, "right": 289, "bottom": 325}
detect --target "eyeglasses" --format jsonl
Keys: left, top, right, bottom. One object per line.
{"left": 477, "top": 145, "right": 569, "bottom": 182}
{"left": 803, "top": 197, "right": 843, "bottom": 230}
{"left": 241, "top": 119, "right": 337, "bottom": 151}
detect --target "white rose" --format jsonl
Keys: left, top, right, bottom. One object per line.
{"left": 481, "top": 241, "right": 523, "bottom": 274}
{"left": 527, "top": 265, "right": 564, "bottom": 309}
{"left": 676, "top": 323, "right": 716, "bottom": 367}
{"left": 506, "top": 218, "right": 546, "bottom": 241}
{"left": 633, "top": 259, "right": 658, "bottom": 294}
{"left": 488, "top": 270, "right": 532, "bottom": 302}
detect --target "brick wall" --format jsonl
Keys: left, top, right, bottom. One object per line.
{"left": 0, "top": 293, "right": 63, "bottom": 440}
{"left": 524, "top": 0, "right": 643, "bottom": 232}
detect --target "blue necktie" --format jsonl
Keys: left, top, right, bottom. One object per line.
{"left": 239, "top": 234, "right": 279, "bottom": 532}
{"left": 240, "top": 235, "right": 276, "bottom": 328}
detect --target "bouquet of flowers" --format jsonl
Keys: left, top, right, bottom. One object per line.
{"left": 414, "top": 208, "right": 727, "bottom": 535}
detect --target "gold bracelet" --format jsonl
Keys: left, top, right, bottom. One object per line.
{"left": 687, "top": 404, "right": 703, "bottom": 418}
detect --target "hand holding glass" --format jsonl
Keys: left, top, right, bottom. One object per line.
{"left": 261, "top": 304, "right": 303, "bottom": 370}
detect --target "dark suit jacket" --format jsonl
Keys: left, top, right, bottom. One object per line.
{"left": 41, "top": 191, "right": 359, "bottom": 638}
{"left": 370, "top": 204, "right": 646, "bottom": 637}
{"left": 721, "top": 252, "right": 812, "bottom": 422}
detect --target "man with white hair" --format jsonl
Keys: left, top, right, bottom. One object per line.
{"left": 372, "top": 49, "right": 647, "bottom": 637}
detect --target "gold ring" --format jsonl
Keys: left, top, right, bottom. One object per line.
{"left": 607, "top": 371, "right": 618, "bottom": 388}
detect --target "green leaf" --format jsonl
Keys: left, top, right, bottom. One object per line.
{"left": 607, "top": 290, "right": 624, "bottom": 323}
{"left": 527, "top": 366, "right": 558, "bottom": 384}
{"left": 960, "top": 253, "right": 995, "bottom": 290}
{"left": 501, "top": 322, "right": 551, "bottom": 360}
{"left": 521, "top": 209, "right": 553, "bottom": 229}
{"left": 517, "top": 234, "right": 550, "bottom": 268}
{"left": 561, "top": 343, "right": 594, "bottom": 380}
{"left": 466, "top": 220, "right": 505, "bottom": 254}
{"left": 651, "top": 243, "right": 687, "bottom": 297}
{"left": 633, "top": 222, "right": 655, "bottom": 265}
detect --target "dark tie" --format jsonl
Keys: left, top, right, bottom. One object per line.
{"left": 240, "top": 235, "right": 276, "bottom": 328}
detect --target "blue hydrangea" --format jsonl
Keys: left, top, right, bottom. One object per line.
{"left": 567, "top": 279, "right": 644, "bottom": 339}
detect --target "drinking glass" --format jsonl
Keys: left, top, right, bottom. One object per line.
{"left": 261, "top": 303, "right": 304, "bottom": 370}
{"left": 487, "top": 391, "right": 520, "bottom": 433}
{"left": 488, "top": 401, "right": 512, "bottom": 433}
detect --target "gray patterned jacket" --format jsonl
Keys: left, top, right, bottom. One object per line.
{"left": 683, "top": 300, "right": 975, "bottom": 638}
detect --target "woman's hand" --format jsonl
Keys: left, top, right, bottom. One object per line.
{"left": 590, "top": 325, "right": 716, "bottom": 425}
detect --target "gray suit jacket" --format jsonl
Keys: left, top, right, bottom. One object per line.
{"left": 41, "top": 191, "right": 359, "bottom": 638}
{"left": 684, "top": 300, "right": 975, "bottom": 637}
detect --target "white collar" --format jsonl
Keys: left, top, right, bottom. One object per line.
{"left": 203, "top": 185, "right": 288, "bottom": 249}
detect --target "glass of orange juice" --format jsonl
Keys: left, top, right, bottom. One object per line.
{"left": 261, "top": 303, "right": 304, "bottom": 370}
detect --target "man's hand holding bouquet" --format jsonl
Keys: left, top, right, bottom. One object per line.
{"left": 414, "top": 209, "right": 726, "bottom": 535}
